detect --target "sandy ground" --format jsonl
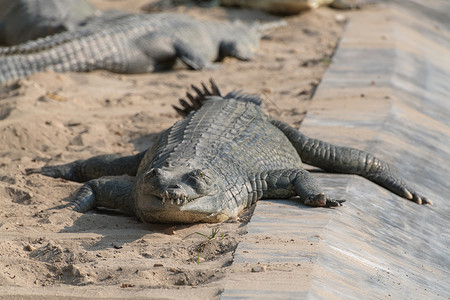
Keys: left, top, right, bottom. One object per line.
{"left": 0, "top": 1, "right": 350, "bottom": 298}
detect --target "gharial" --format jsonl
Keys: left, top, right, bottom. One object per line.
{"left": 26, "top": 80, "right": 432, "bottom": 224}
{"left": 0, "top": 13, "right": 261, "bottom": 84}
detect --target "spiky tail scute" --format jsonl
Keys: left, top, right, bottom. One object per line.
{"left": 172, "top": 78, "right": 223, "bottom": 117}
{"left": 173, "top": 78, "right": 263, "bottom": 117}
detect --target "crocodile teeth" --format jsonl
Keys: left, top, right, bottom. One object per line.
{"left": 160, "top": 191, "right": 188, "bottom": 206}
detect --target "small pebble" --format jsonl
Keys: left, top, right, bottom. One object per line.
{"left": 112, "top": 243, "right": 122, "bottom": 249}
{"left": 251, "top": 266, "right": 267, "bottom": 273}
{"left": 24, "top": 244, "right": 35, "bottom": 251}
{"left": 261, "top": 87, "right": 274, "bottom": 94}
{"left": 163, "top": 226, "right": 176, "bottom": 235}
{"left": 335, "top": 14, "right": 347, "bottom": 23}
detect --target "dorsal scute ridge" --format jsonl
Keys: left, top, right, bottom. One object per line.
{"left": 224, "top": 90, "right": 263, "bottom": 106}
{"left": 172, "top": 78, "right": 221, "bottom": 117}
{"left": 172, "top": 78, "right": 263, "bottom": 117}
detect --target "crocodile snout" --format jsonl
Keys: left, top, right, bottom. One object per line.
{"left": 161, "top": 186, "right": 188, "bottom": 206}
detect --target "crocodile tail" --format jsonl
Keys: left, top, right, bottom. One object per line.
{"left": 172, "top": 78, "right": 223, "bottom": 117}
{"left": 173, "top": 78, "right": 263, "bottom": 117}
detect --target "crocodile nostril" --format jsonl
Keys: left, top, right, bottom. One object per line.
{"left": 167, "top": 184, "right": 182, "bottom": 189}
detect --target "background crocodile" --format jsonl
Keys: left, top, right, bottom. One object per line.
{"left": 26, "top": 80, "right": 431, "bottom": 224}
{"left": 0, "top": 0, "right": 100, "bottom": 46}
{"left": 144, "top": 0, "right": 360, "bottom": 15}
{"left": 0, "top": 13, "right": 260, "bottom": 84}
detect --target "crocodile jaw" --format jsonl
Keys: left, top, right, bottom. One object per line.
{"left": 134, "top": 193, "right": 231, "bottom": 224}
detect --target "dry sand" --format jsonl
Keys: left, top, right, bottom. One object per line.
{"left": 0, "top": 1, "right": 350, "bottom": 298}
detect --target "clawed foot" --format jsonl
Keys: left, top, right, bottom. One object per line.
{"left": 325, "top": 198, "right": 346, "bottom": 208}
{"left": 25, "top": 167, "right": 41, "bottom": 175}
{"left": 401, "top": 187, "right": 432, "bottom": 205}
{"left": 26, "top": 165, "right": 61, "bottom": 178}
{"left": 26, "top": 166, "right": 95, "bottom": 212}
{"left": 304, "top": 193, "right": 346, "bottom": 208}
{"left": 409, "top": 192, "right": 432, "bottom": 205}
{"left": 25, "top": 163, "right": 76, "bottom": 181}
{"left": 25, "top": 166, "right": 60, "bottom": 177}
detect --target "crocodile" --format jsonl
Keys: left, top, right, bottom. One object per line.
{"left": 0, "top": 0, "right": 100, "bottom": 46}
{"left": 144, "top": 0, "right": 360, "bottom": 15}
{"left": 0, "top": 13, "right": 260, "bottom": 84}
{"left": 26, "top": 79, "right": 431, "bottom": 223}
{"left": 219, "top": 0, "right": 360, "bottom": 14}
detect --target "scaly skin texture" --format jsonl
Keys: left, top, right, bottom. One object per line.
{"left": 0, "top": 13, "right": 259, "bottom": 84}
{"left": 26, "top": 80, "right": 431, "bottom": 224}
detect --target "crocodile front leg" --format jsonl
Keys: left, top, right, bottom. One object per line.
{"left": 249, "top": 169, "right": 345, "bottom": 207}
{"left": 26, "top": 151, "right": 146, "bottom": 182}
{"left": 69, "top": 176, "right": 136, "bottom": 215}
{"left": 271, "top": 119, "right": 432, "bottom": 205}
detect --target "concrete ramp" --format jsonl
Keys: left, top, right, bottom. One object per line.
{"left": 222, "top": 1, "right": 450, "bottom": 299}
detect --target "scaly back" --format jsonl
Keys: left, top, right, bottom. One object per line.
{"left": 138, "top": 80, "right": 303, "bottom": 178}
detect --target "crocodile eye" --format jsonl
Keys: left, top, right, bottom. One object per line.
{"left": 146, "top": 168, "right": 162, "bottom": 179}
{"left": 189, "top": 169, "right": 205, "bottom": 179}
{"left": 186, "top": 169, "right": 214, "bottom": 193}
{"left": 188, "top": 169, "right": 212, "bottom": 185}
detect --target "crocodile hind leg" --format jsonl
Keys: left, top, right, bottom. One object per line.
{"left": 173, "top": 39, "right": 215, "bottom": 70}
{"left": 134, "top": 33, "right": 214, "bottom": 71}
{"left": 219, "top": 40, "right": 254, "bottom": 61}
{"left": 270, "top": 119, "right": 431, "bottom": 205}
{"left": 69, "top": 176, "right": 136, "bottom": 215}
{"left": 250, "top": 169, "right": 345, "bottom": 207}
{"left": 26, "top": 151, "right": 146, "bottom": 182}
